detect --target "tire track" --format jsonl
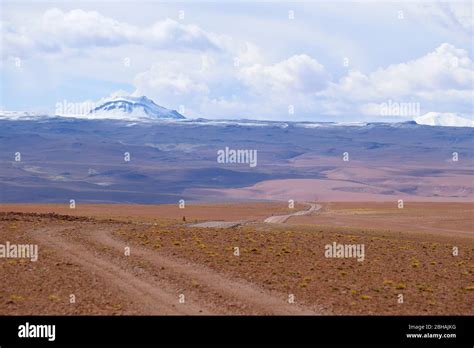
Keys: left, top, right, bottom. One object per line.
{"left": 91, "top": 229, "right": 319, "bottom": 315}
{"left": 30, "top": 202, "right": 325, "bottom": 315}
{"left": 32, "top": 226, "right": 210, "bottom": 315}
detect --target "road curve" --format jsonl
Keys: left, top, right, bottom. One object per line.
{"left": 264, "top": 203, "right": 321, "bottom": 223}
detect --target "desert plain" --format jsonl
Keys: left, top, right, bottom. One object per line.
{"left": 0, "top": 201, "right": 472, "bottom": 315}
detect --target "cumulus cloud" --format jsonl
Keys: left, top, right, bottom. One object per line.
{"left": 41, "top": 8, "right": 134, "bottom": 49}
{"left": 330, "top": 43, "right": 472, "bottom": 99}
{"left": 3, "top": 5, "right": 472, "bottom": 122}
{"left": 239, "top": 54, "right": 330, "bottom": 94}
{"left": 130, "top": 58, "right": 213, "bottom": 113}
{"left": 127, "top": 43, "right": 473, "bottom": 120}
{"left": 321, "top": 43, "right": 473, "bottom": 117}
{"left": 1, "top": 8, "right": 223, "bottom": 58}
{"left": 128, "top": 53, "right": 332, "bottom": 119}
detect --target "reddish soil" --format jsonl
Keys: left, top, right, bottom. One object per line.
{"left": 289, "top": 202, "right": 474, "bottom": 236}
{"left": 190, "top": 177, "right": 473, "bottom": 202}
{"left": 0, "top": 202, "right": 303, "bottom": 223}
{"left": 0, "top": 202, "right": 472, "bottom": 315}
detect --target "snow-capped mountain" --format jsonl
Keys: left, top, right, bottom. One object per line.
{"left": 88, "top": 96, "right": 185, "bottom": 120}
{"left": 415, "top": 112, "right": 474, "bottom": 128}
{"left": 0, "top": 110, "right": 45, "bottom": 120}
{"left": 1, "top": 99, "right": 473, "bottom": 128}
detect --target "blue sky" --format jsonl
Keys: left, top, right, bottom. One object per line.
{"left": 1, "top": 0, "right": 472, "bottom": 121}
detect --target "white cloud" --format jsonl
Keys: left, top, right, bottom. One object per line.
{"left": 132, "top": 60, "right": 210, "bottom": 110}
{"left": 142, "top": 19, "right": 223, "bottom": 51}
{"left": 322, "top": 43, "right": 473, "bottom": 117}
{"left": 373, "top": 43, "right": 471, "bottom": 93}
{"left": 128, "top": 53, "right": 331, "bottom": 119}
{"left": 41, "top": 8, "right": 134, "bottom": 49}
{"left": 239, "top": 54, "right": 330, "bottom": 94}
{"left": 447, "top": 2, "right": 473, "bottom": 31}
{"left": 2, "top": 4, "right": 472, "bottom": 122}
{"left": 1, "top": 21, "right": 37, "bottom": 58}
{"left": 1, "top": 8, "right": 223, "bottom": 59}
{"left": 127, "top": 43, "right": 473, "bottom": 120}
{"left": 234, "top": 42, "right": 265, "bottom": 66}
{"left": 405, "top": 2, "right": 473, "bottom": 35}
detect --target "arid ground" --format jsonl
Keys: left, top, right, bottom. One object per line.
{"left": 0, "top": 202, "right": 472, "bottom": 315}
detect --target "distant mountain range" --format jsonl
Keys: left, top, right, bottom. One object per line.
{"left": 0, "top": 113, "right": 472, "bottom": 204}
{"left": 0, "top": 96, "right": 472, "bottom": 127}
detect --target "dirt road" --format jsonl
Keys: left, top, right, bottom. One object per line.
{"left": 2, "top": 202, "right": 473, "bottom": 316}
{"left": 264, "top": 203, "right": 321, "bottom": 223}
{"left": 189, "top": 202, "right": 321, "bottom": 228}
{"left": 30, "top": 223, "right": 320, "bottom": 315}
{"left": 189, "top": 221, "right": 244, "bottom": 228}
